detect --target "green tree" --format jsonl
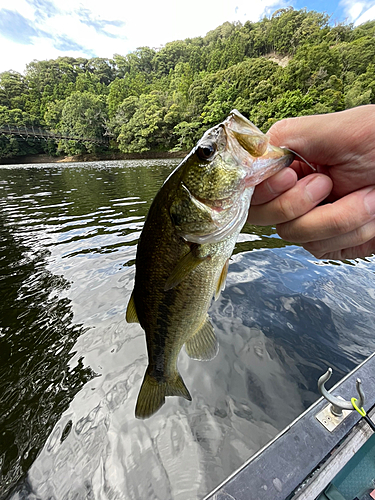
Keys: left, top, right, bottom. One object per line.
{"left": 0, "top": 71, "right": 27, "bottom": 110}
{"left": 1, "top": 7, "right": 374, "bottom": 160}
{"left": 114, "top": 47, "right": 156, "bottom": 77}
{"left": 85, "top": 58, "right": 115, "bottom": 85}
{"left": 172, "top": 120, "right": 203, "bottom": 151}
{"left": 153, "top": 41, "right": 192, "bottom": 76}
{"left": 116, "top": 92, "right": 170, "bottom": 152}
{"left": 58, "top": 91, "right": 108, "bottom": 154}
{"left": 0, "top": 106, "right": 45, "bottom": 157}
{"left": 345, "top": 81, "right": 372, "bottom": 109}
{"left": 107, "top": 74, "right": 150, "bottom": 117}
{"left": 44, "top": 100, "right": 65, "bottom": 128}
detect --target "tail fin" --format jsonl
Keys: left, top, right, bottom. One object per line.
{"left": 135, "top": 369, "right": 191, "bottom": 419}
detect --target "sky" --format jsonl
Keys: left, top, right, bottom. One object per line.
{"left": 0, "top": 0, "right": 374, "bottom": 74}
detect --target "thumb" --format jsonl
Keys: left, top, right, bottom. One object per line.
{"left": 267, "top": 106, "right": 375, "bottom": 167}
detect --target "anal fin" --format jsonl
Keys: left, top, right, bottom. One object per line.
{"left": 126, "top": 291, "right": 139, "bottom": 323}
{"left": 185, "top": 317, "right": 219, "bottom": 361}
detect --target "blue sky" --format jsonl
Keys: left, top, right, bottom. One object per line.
{"left": 0, "top": 0, "right": 374, "bottom": 74}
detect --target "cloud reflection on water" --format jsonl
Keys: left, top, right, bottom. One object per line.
{"left": 2, "top": 160, "right": 375, "bottom": 500}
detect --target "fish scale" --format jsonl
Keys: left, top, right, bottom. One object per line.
{"left": 126, "top": 109, "right": 294, "bottom": 419}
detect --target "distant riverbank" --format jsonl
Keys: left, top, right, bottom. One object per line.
{"left": 0, "top": 150, "right": 188, "bottom": 165}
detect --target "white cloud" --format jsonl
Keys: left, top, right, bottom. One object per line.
{"left": 0, "top": 34, "right": 85, "bottom": 73}
{"left": 355, "top": 2, "right": 375, "bottom": 22}
{"left": 0, "top": 0, "right": 286, "bottom": 73}
{"left": 340, "top": 0, "right": 375, "bottom": 24}
{"left": 0, "top": 0, "right": 34, "bottom": 19}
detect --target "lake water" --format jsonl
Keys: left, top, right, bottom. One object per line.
{"left": 1, "top": 159, "right": 375, "bottom": 500}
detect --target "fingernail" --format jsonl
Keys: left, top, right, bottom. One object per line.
{"left": 364, "top": 188, "right": 375, "bottom": 215}
{"left": 306, "top": 176, "right": 330, "bottom": 203}
{"left": 267, "top": 168, "right": 295, "bottom": 194}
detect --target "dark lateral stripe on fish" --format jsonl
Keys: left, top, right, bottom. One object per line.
{"left": 154, "top": 295, "right": 175, "bottom": 361}
{"left": 130, "top": 109, "right": 295, "bottom": 419}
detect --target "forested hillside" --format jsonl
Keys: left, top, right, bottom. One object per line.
{"left": 0, "top": 7, "right": 374, "bottom": 159}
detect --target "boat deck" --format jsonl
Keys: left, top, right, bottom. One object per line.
{"left": 204, "top": 352, "right": 375, "bottom": 500}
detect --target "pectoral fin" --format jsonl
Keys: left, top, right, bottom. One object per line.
{"left": 215, "top": 258, "right": 229, "bottom": 300}
{"left": 185, "top": 317, "right": 219, "bottom": 361}
{"left": 164, "top": 247, "right": 209, "bottom": 291}
{"left": 126, "top": 292, "right": 139, "bottom": 323}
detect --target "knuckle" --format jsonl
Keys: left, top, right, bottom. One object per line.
{"left": 275, "top": 196, "right": 297, "bottom": 223}
{"left": 276, "top": 222, "right": 295, "bottom": 242}
{"left": 329, "top": 211, "right": 353, "bottom": 235}
{"left": 350, "top": 226, "right": 366, "bottom": 246}
{"left": 247, "top": 206, "right": 262, "bottom": 225}
{"left": 356, "top": 221, "right": 375, "bottom": 244}
{"left": 268, "top": 118, "right": 294, "bottom": 144}
{"left": 268, "top": 117, "right": 308, "bottom": 151}
{"left": 303, "top": 243, "right": 326, "bottom": 259}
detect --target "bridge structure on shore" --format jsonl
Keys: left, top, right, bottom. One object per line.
{"left": 0, "top": 124, "right": 110, "bottom": 146}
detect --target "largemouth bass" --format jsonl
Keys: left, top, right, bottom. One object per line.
{"left": 126, "top": 110, "right": 294, "bottom": 419}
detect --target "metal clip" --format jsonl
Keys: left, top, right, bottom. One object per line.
{"left": 318, "top": 367, "right": 365, "bottom": 417}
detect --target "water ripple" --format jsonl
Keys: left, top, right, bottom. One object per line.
{"left": 2, "top": 160, "right": 375, "bottom": 500}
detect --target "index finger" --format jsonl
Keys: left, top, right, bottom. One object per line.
{"left": 251, "top": 167, "right": 297, "bottom": 205}
{"left": 276, "top": 186, "right": 375, "bottom": 243}
{"left": 249, "top": 174, "right": 332, "bottom": 226}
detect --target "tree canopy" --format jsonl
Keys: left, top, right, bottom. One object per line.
{"left": 0, "top": 8, "right": 374, "bottom": 158}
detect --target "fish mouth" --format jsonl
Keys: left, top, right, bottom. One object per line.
{"left": 223, "top": 109, "right": 295, "bottom": 186}
{"left": 243, "top": 147, "right": 294, "bottom": 187}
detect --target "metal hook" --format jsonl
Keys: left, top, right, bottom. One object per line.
{"left": 280, "top": 146, "right": 316, "bottom": 171}
{"left": 318, "top": 367, "right": 365, "bottom": 417}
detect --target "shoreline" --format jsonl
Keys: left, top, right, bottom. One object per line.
{"left": 0, "top": 150, "right": 188, "bottom": 166}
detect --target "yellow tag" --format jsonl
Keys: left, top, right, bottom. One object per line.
{"left": 351, "top": 397, "right": 366, "bottom": 417}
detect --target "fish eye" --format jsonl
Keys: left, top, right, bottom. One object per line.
{"left": 197, "top": 144, "right": 216, "bottom": 161}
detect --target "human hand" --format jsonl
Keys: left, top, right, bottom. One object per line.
{"left": 248, "top": 105, "right": 375, "bottom": 260}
